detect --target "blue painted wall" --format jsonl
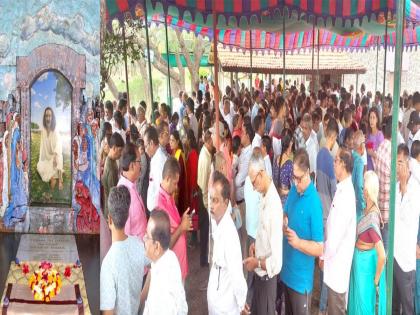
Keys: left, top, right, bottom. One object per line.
{"left": 0, "top": 0, "right": 100, "bottom": 100}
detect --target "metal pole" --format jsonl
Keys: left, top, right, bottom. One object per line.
{"left": 375, "top": 36, "right": 379, "bottom": 92}
{"left": 282, "top": 11, "right": 286, "bottom": 97}
{"left": 143, "top": 0, "right": 154, "bottom": 110}
{"left": 164, "top": 14, "right": 172, "bottom": 112}
{"left": 383, "top": 13, "right": 389, "bottom": 99}
{"left": 311, "top": 22, "right": 315, "bottom": 92}
{"left": 386, "top": 0, "right": 405, "bottom": 313}
{"left": 317, "top": 28, "right": 320, "bottom": 91}
{"left": 212, "top": 0, "right": 220, "bottom": 150}
{"left": 250, "top": 30, "right": 253, "bottom": 91}
{"left": 122, "top": 23, "right": 130, "bottom": 106}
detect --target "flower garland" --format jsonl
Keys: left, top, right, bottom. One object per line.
{"left": 15, "top": 258, "right": 82, "bottom": 302}
{"left": 28, "top": 262, "right": 62, "bottom": 302}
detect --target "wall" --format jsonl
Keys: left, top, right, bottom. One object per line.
{"left": 0, "top": 1, "right": 100, "bottom": 234}
{"left": 0, "top": 0, "right": 100, "bottom": 100}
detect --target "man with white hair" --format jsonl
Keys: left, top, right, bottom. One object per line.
{"left": 243, "top": 149, "right": 282, "bottom": 315}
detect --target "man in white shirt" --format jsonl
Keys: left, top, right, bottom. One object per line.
{"left": 407, "top": 110, "right": 420, "bottom": 152}
{"left": 101, "top": 186, "right": 147, "bottom": 315}
{"left": 243, "top": 149, "right": 283, "bottom": 315}
{"left": 251, "top": 91, "right": 261, "bottom": 123}
{"left": 142, "top": 210, "right": 188, "bottom": 315}
{"left": 197, "top": 130, "right": 214, "bottom": 266}
{"left": 392, "top": 144, "right": 420, "bottom": 315}
{"left": 157, "top": 121, "right": 170, "bottom": 157}
{"left": 207, "top": 171, "right": 248, "bottom": 315}
{"left": 301, "top": 113, "right": 319, "bottom": 178}
{"left": 172, "top": 91, "right": 184, "bottom": 120}
{"left": 186, "top": 100, "right": 198, "bottom": 140}
{"left": 321, "top": 148, "right": 356, "bottom": 315}
{"left": 252, "top": 115, "right": 264, "bottom": 149}
{"left": 235, "top": 123, "right": 254, "bottom": 257}
{"left": 144, "top": 126, "right": 168, "bottom": 212}
{"left": 261, "top": 136, "right": 272, "bottom": 178}
{"left": 222, "top": 99, "right": 233, "bottom": 134}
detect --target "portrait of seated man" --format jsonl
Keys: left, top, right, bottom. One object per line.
{"left": 36, "top": 107, "right": 64, "bottom": 190}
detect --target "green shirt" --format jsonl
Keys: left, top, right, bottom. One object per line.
{"left": 101, "top": 156, "right": 119, "bottom": 217}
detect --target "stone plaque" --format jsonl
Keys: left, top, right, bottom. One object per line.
{"left": 16, "top": 234, "right": 78, "bottom": 263}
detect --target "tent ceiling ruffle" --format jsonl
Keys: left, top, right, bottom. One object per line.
{"left": 106, "top": 0, "right": 420, "bottom": 31}
{"left": 149, "top": 14, "right": 420, "bottom": 53}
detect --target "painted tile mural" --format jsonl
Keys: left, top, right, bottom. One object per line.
{"left": 0, "top": 0, "right": 100, "bottom": 234}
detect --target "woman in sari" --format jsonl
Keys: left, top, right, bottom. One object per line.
{"left": 3, "top": 125, "right": 27, "bottom": 227}
{"left": 170, "top": 130, "right": 188, "bottom": 216}
{"left": 366, "top": 107, "right": 384, "bottom": 171}
{"left": 348, "top": 171, "right": 386, "bottom": 315}
{"left": 272, "top": 128, "right": 294, "bottom": 207}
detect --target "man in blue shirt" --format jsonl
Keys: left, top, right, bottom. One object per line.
{"left": 280, "top": 149, "right": 324, "bottom": 314}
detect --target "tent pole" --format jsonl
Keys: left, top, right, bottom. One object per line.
{"left": 311, "top": 22, "right": 315, "bottom": 93}
{"left": 282, "top": 11, "right": 286, "bottom": 97}
{"left": 143, "top": 0, "right": 154, "bottom": 114}
{"left": 317, "top": 28, "right": 320, "bottom": 91}
{"left": 383, "top": 13, "right": 389, "bottom": 99}
{"left": 122, "top": 23, "right": 130, "bottom": 107}
{"left": 375, "top": 36, "right": 379, "bottom": 92}
{"left": 386, "top": 0, "right": 405, "bottom": 313}
{"left": 164, "top": 14, "right": 172, "bottom": 112}
{"left": 250, "top": 30, "right": 253, "bottom": 91}
{"left": 212, "top": 0, "right": 220, "bottom": 150}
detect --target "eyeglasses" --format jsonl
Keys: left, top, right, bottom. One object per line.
{"left": 143, "top": 234, "right": 154, "bottom": 243}
{"left": 292, "top": 171, "right": 308, "bottom": 184}
{"left": 251, "top": 171, "right": 261, "bottom": 186}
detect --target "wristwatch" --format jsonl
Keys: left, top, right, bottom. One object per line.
{"left": 258, "top": 259, "right": 261, "bottom": 269}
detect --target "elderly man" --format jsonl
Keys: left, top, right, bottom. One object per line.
{"left": 243, "top": 149, "right": 282, "bottom": 315}
{"left": 207, "top": 171, "right": 248, "bottom": 315}
{"left": 144, "top": 126, "right": 168, "bottom": 212}
{"left": 352, "top": 130, "right": 366, "bottom": 219}
{"left": 142, "top": 210, "right": 188, "bottom": 315}
{"left": 321, "top": 148, "right": 356, "bottom": 315}
{"left": 300, "top": 113, "right": 319, "bottom": 178}
{"left": 393, "top": 144, "right": 420, "bottom": 315}
{"left": 280, "top": 149, "right": 324, "bottom": 314}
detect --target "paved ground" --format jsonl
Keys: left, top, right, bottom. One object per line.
{"left": 185, "top": 243, "right": 321, "bottom": 315}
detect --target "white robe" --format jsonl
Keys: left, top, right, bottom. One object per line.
{"left": 36, "top": 128, "right": 63, "bottom": 182}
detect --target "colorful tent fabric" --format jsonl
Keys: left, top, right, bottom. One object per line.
{"left": 106, "top": 0, "right": 420, "bottom": 29}
{"left": 150, "top": 14, "right": 420, "bottom": 52}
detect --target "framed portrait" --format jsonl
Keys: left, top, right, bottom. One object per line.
{"left": 30, "top": 70, "right": 72, "bottom": 206}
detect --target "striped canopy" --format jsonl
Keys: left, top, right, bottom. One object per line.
{"left": 150, "top": 14, "right": 420, "bottom": 52}
{"left": 106, "top": 0, "right": 420, "bottom": 29}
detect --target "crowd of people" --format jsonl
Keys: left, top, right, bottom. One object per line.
{"left": 99, "top": 78, "right": 420, "bottom": 315}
